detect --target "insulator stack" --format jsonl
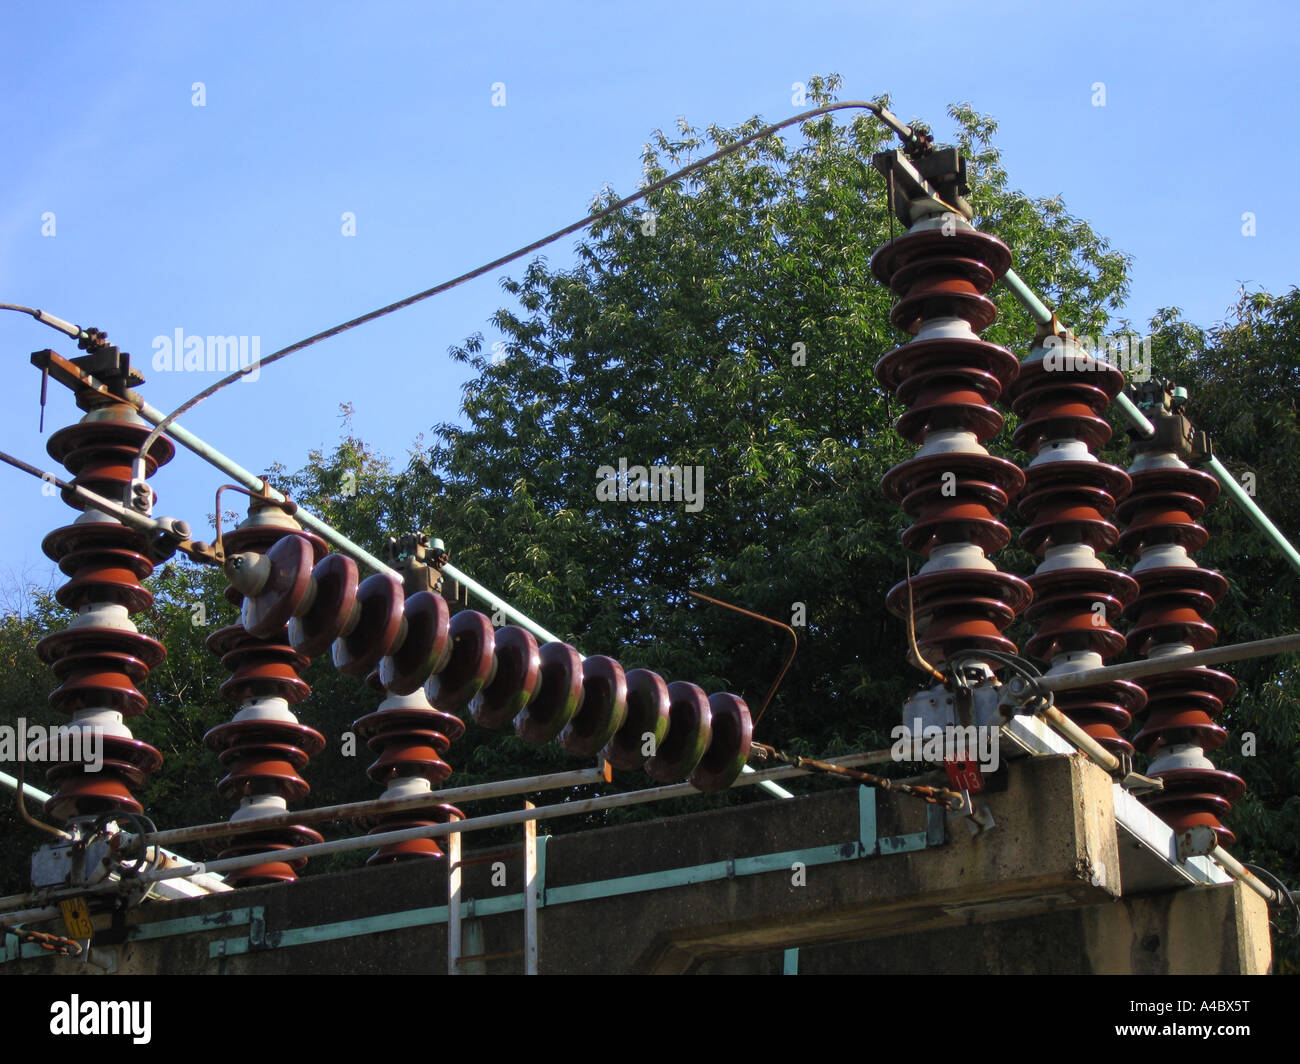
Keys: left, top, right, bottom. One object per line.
{"left": 1114, "top": 390, "right": 1244, "bottom": 846}
{"left": 870, "top": 214, "right": 1031, "bottom": 665}
{"left": 204, "top": 503, "right": 328, "bottom": 884}
{"left": 353, "top": 674, "right": 466, "bottom": 864}
{"left": 1007, "top": 337, "right": 1146, "bottom": 756}
{"left": 234, "top": 534, "right": 753, "bottom": 794}
{"left": 36, "top": 404, "right": 174, "bottom": 822}
{"left": 353, "top": 571, "right": 465, "bottom": 865}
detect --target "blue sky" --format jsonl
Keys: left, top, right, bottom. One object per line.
{"left": 2, "top": 1, "right": 1296, "bottom": 597}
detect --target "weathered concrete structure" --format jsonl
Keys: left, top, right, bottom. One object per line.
{"left": 3, "top": 753, "right": 1271, "bottom": 975}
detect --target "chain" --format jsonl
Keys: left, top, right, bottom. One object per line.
{"left": 2, "top": 924, "right": 84, "bottom": 957}
{"left": 749, "top": 743, "right": 964, "bottom": 809}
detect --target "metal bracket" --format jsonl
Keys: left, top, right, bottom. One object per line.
{"left": 1176, "top": 825, "right": 1218, "bottom": 861}
{"left": 950, "top": 789, "right": 997, "bottom": 836}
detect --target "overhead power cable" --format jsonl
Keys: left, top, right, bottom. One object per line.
{"left": 129, "top": 99, "right": 922, "bottom": 485}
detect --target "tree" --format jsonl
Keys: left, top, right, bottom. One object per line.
{"left": 401, "top": 75, "right": 1130, "bottom": 769}
{"left": 0, "top": 76, "right": 1136, "bottom": 881}
{"left": 5, "top": 76, "right": 1295, "bottom": 974}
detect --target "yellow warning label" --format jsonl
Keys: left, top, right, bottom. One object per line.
{"left": 59, "top": 898, "right": 94, "bottom": 940}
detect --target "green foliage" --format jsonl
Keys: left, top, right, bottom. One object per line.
{"left": 1137, "top": 289, "right": 1300, "bottom": 969}
{"left": 410, "top": 76, "right": 1130, "bottom": 768}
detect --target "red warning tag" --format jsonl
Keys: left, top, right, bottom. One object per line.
{"left": 945, "top": 758, "right": 984, "bottom": 794}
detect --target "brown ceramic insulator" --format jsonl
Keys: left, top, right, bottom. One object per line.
{"left": 1114, "top": 467, "right": 1220, "bottom": 557}
{"left": 883, "top": 451, "right": 1030, "bottom": 661}
{"left": 352, "top": 704, "right": 466, "bottom": 787}
{"left": 1124, "top": 568, "right": 1227, "bottom": 657}
{"left": 689, "top": 693, "right": 753, "bottom": 793}
{"left": 900, "top": 480, "right": 1012, "bottom": 555}
{"left": 288, "top": 552, "right": 359, "bottom": 658}
{"left": 871, "top": 228, "right": 1012, "bottom": 296}
{"left": 37, "top": 405, "right": 173, "bottom": 822}
{"left": 1142, "top": 768, "right": 1246, "bottom": 848}
{"left": 379, "top": 591, "right": 453, "bottom": 695}
{"left": 559, "top": 654, "right": 628, "bottom": 757}
{"left": 44, "top": 523, "right": 156, "bottom": 613}
{"left": 514, "top": 640, "right": 584, "bottom": 744}
{"left": 1017, "top": 462, "right": 1131, "bottom": 555}
{"left": 603, "top": 668, "right": 671, "bottom": 770}
{"left": 359, "top": 804, "right": 464, "bottom": 864}
{"left": 43, "top": 738, "right": 164, "bottom": 823}
{"left": 877, "top": 340, "right": 1021, "bottom": 445}
{"left": 1130, "top": 668, "right": 1236, "bottom": 756}
{"left": 645, "top": 681, "right": 712, "bottom": 783}
{"left": 1022, "top": 569, "right": 1137, "bottom": 661}
{"left": 207, "top": 624, "right": 311, "bottom": 705}
{"left": 211, "top": 510, "right": 326, "bottom": 882}
{"left": 45, "top": 407, "right": 175, "bottom": 507}
{"left": 1020, "top": 565, "right": 1143, "bottom": 757}
{"left": 38, "top": 627, "right": 165, "bottom": 719}
{"left": 882, "top": 451, "right": 1025, "bottom": 505}
{"left": 1021, "top": 575, "right": 1143, "bottom": 757}
{"left": 1114, "top": 441, "right": 1241, "bottom": 842}
{"left": 871, "top": 226, "right": 1029, "bottom": 670}
{"left": 888, "top": 257, "right": 1000, "bottom": 334}
{"left": 885, "top": 570, "right": 1031, "bottom": 664}
{"left": 211, "top": 825, "right": 326, "bottom": 885}
{"left": 1009, "top": 371, "right": 1119, "bottom": 454}
{"left": 241, "top": 534, "right": 316, "bottom": 637}
{"left": 204, "top": 717, "right": 326, "bottom": 802}
{"left": 892, "top": 370, "right": 1005, "bottom": 442}
{"left": 1004, "top": 339, "right": 1143, "bottom": 758}
{"left": 468, "top": 625, "right": 542, "bottom": 730}
{"left": 331, "top": 573, "right": 405, "bottom": 677}
{"left": 425, "top": 610, "right": 496, "bottom": 714}
{"left": 1052, "top": 681, "right": 1145, "bottom": 759}
{"left": 203, "top": 711, "right": 326, "bottom": 886}
{"left": 222, "top": 521, "right": 328, "bottom": 607}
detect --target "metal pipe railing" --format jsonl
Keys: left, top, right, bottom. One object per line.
{"left": 0, "top": 750, "right": 895, "bottom": 914}
{"left": 1032, "top": 632, "right": 1300, "bottom": 693}
{"left": 149, "top": 765, "right": 609, "bottom": 848}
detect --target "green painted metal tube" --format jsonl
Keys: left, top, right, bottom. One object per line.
{"left": 1112, "top": 390, "right": 1156, "bottom": 439}
{"left": 0, "top": 770, "right": 49, "bottom": 807}
{"left": 1205, "top": 454, "right": 1300, "bottom": 576}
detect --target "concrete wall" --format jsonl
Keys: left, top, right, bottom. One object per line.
{"left": 4, "top": 753, "right": 1272, "bottom": 975}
